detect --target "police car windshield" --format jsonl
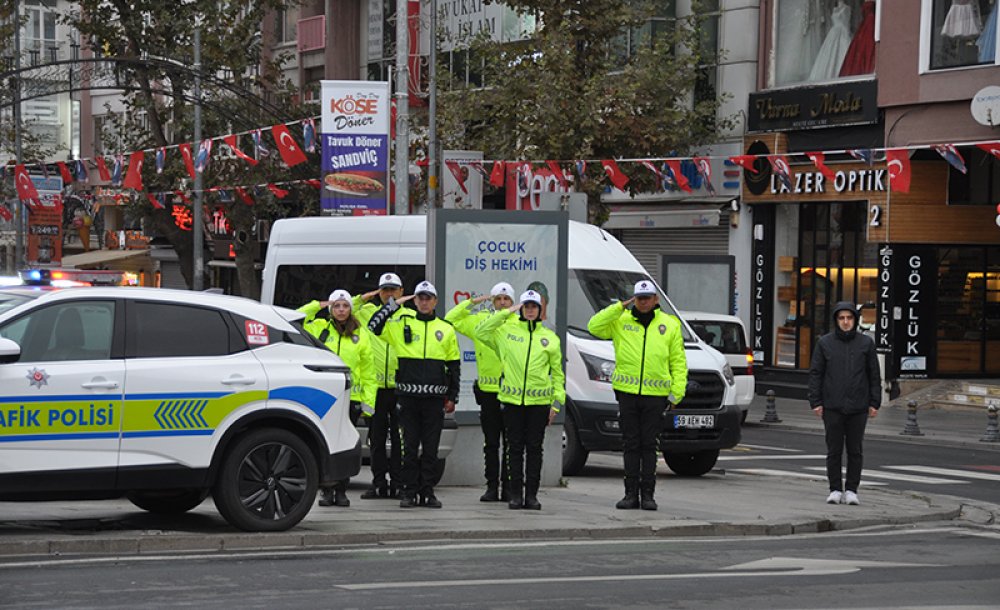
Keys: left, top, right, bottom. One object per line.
{"left": 0, "top": 291, "right": 38, "bottom": 315}
{"left": 567, "top": 269, "right": 692, "bottom": 341}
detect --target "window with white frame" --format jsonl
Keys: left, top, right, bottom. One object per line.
{"left": 929, "top": 0, "right": 997, "bottom": 69}
{"left": 772, "top": 0, "right": 876, "bottom": 87}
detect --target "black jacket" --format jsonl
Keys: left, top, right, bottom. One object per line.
{"left": 808, "top": 301, "right": 881, "bottom": 413}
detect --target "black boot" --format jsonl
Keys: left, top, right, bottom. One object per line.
{"left": 333, "top": 482, "right": 351, "bottom": 507}
{"left": 640, "top": 479, "right": 658, "bottom": 511}
{"left": 318, "top": 487, "right": 335, "bottom": 507}
{"left": 616, "top": 477, "right": 640, "bottom": 510}
{"left": 480, "top": 483, "right": 500, "bottom": 502}
{"left": 508, "top": 481, "right": 523, "bottom": 510}
{"left": 523, "top": 482, "right": 541, "bottom": 510}
{"left": 500, "top": 480, "right": 510, "bottom": 502}
{"left": 360, "top": 481, "right": 387, "bottom": 500}
{"left": 422, "top": 490, "right": 442, "bottom": 509}
{"left": 399, "top": 493, "right": 417, "bottom": 508}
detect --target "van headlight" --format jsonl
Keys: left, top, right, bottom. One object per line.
{"left": 722, "top": 363, "right": 735, "bottom": 386}
{"left": 581, "top": 352, "right": 615, "bottom": 384}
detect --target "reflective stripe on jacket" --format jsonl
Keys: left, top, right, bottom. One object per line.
{"left": 298, "top": 300, "right": 377, "bottom": 408}
{"left": 475, "top": 309, "right": 566, "bottom": 408}
{"left": 445, "top": 299, "right": 504, "bottom": 393}
{"left": 587, "top": 302, "right": 688, "bottom": 402}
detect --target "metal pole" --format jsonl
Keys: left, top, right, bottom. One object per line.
{"left": 394, "top": 0, "right": 409, "bottom": 215}
{"left": 13, "top": 0, "right": 25, "bottom": 270}
{"left": 426, "top": 0, "right": 437, "bottom": 213}
{"left": 192, "top": 24, "right": 204, "bottom": 290}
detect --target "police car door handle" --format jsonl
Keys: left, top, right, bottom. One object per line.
{"left": 81, "top": 379, "right": 119, "bottom": 390}
{"left": 221, "top": 375, "right": 256, "bottom": 386}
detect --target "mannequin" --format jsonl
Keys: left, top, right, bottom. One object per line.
{"left": 810, "top": 0, "right": 854, "bottom": 80}
{"left": 941, "top": 0, "right": 983, "bottom": 38}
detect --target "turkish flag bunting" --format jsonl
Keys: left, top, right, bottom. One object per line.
{"left": 123, "top": 151, "right": 145, "bottom": 191}
{"left": 489, "top": 161, "right": 506, "bottom": 187}
{"left": 56, "top": 161, "right": 74, "bottom": 184}
{"left": 468, "top": 161, "right": 490, "bottom": 179}
{"left": 693, "top": 157, "right": 716, "bottom": 196}
{"left": 885, "top": 149, "right": 912, "bottom": 193}
{"left": 805, "top": 151, "right": 837, "bottom": 181}
{"left": 14, "top": 165, "right": 40, "bottom": 203}
{"left": 95, "top": 156, "right": 112, "bottom": 181}
{"left": 640, "top": 160, "right": 663, "bottom": 181}
{"left": 235, "top": 187, "right": 255, "bottom": 206}
{"left": 146, "top": 193, "right": 165, "bottom": 209}
{"left": 267, "top": 183, "right": 290, "bottom": 199}
{"left": 729, "top": 155, "right": 759, "bottom": 174}
{"left": 665, "top": 160, "right": 692, "bottom": 193}
{"left": 769, "top": 155, "right": 794, "bottom": 191}
{"left": 976, "top": 142, "right": 1000, "bottom": 159}
{"left": 445, "top": 160, "right": 468, "bottom": 194}
{"left": 179, "top": 143, "right": 196, "bottom": 179}
{"left": 223, "top": 134, "right": 259, "bottom": 167}
{"left": 271, "top": 124, "right": 308, "bottom": 167}
{"left": 0, "top": 204, "right": 11, "bottom": 221}
{"left": 546, "top": 161, "right": 568, "bottom": 188}
{"left": 306, "top": 179, "right": 322, "bottom": 189}
{"left": 601, "top": 159, "right": 629, "bottom": 190}
{"left": 933, "top": 144, "right": 967, "bottom": 174}
{"left": 174, "top": 190, "right": 192, "bottom": 205}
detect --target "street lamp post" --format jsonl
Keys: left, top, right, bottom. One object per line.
{"left": 13, "top": 0, "right": 25, "bottom": 271}
{"left": 394, "top": 0, "right": 409, "bottom": 215}
{"left": 427, "top": 0, "right": 437, "bottom": 212}
{"left": 192, "top": 23, "right": 204, "bottom": 290}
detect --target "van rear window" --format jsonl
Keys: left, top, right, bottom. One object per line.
{"left": 273, "top": 265, "right": 423, "bottom": 310}
{"left": 688, "top": 321, "right": 747, "bottom": 354}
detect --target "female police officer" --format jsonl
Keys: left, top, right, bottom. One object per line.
{"left": 476, "top": 290, "right": 564, "bottom": 510}
{"left": 298, "top": 289, "right": 376, "bottom": 507}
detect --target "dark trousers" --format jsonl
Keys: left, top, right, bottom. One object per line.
{"left": 475, "top": 384, "right": 508, "bottom": 487}
{"left": 398, "top": 395, "right": 445, "bottom": 496}
{"left": 503, "top": 404, "right": 549, "bottom": 490}
{"left": 617, "top": 391, "right": 667, "bottom": 483}
{"left": 822, "top": 409, "right": 869, "bottom": 493}
{"left": 369, "top": 388, "right": 401, "bottom": 488}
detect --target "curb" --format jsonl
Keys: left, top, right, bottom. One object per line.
{"left": 0, "top": 506, "right": 963, "bottom": 560}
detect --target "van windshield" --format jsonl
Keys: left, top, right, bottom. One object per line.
{"left": 687, "top": 320, "right": 747, "bottom": 354}
{"left": 568, "top": 269, "right": 692, "bottom": 341}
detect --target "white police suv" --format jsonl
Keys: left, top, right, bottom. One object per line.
{"left": 0, "top": 287, "right": 359, "bottom": 531}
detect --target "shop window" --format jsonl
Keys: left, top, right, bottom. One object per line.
{"left": 773, "top": 0, "right": 876, "bottom": 87}
{"left": 929, "top": 0, "right": 997, "bottom": 69}
{"left": 936, "top": 247, "right": 1000, "bottom": 374}
{"left": 947, "top": 147, "right": 1000, "bottom": 204}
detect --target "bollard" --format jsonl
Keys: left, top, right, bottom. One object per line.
{"left": 899, "top": 399, "right": 924, "bottom": 436}
{"left": 760, "top": 389, "right": 782, "bottom": 423}
{"left": 981, "top": 405, "right": 1000, "bottom": 443}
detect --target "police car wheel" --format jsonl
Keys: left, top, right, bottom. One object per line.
{"left": 662, "top": 449, "right": 719, "bottom": 477}
{"left": 127, "top": 489, "right": 208, "bottom": 514}
{"left": 213, "top": 428, "right": 319, "bottom": 532}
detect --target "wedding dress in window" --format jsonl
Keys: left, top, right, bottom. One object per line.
{"left": 809, "top": 2, "right": 853, "bottom": 80}
{"left": 941, "top": 0, "right": 983, "bottom": 38}
{"left": 775, "top": 0, "right": 823, "bottom": 84}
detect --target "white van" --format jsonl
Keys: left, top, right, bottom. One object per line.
{"left": 260, "top": 216, "right": 741, "bottom": 478}
{"left": 679, "top": 311, "right": 755, "bottom": 423}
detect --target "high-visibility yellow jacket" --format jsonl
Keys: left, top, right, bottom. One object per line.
{"left": 298, "top": 300, "right": 376, "bottom": 411}
{"left": 475, "top": 309, "right": 566, "bottom": 409}
{"left": 587, "top": 303, "right": 688, "bottom": 402}
{"left": 352, "top": 294, "right": 415, "bottom": 390}
{"left": 367, "top": 300, "right": 461, "bottom": 401}
{"left": 445, "top": 299, "right": 506, "bottom": 393}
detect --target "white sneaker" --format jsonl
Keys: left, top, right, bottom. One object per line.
{"left": 826, "top": 490, "right": 843, "bottom": 504}
{"left": 844, "top": 491, "right": 860, "bottom": 505}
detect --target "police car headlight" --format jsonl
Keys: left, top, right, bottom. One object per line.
{"left": 344, "top": 372, "right": 352, "bottom": 391}
{"left": 722, "top": 363, "right": 735, "bottom": 386}
{"left": 581, "top": 352, "right": 615, "bottom": 384}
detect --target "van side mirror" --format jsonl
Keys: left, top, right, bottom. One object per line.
{"left": 0, "top": 337, "right": 22, "bottom": 364}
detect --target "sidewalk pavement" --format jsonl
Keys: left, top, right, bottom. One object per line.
{"left": 746, "top": 394, "right": 1000, "bottom": 451}
{"left": 0, "top": 454, "right": 971, "bottom": 559}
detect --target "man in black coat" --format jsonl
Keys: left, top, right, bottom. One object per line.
{"left": 808, "top": 301, "right": 881, "bottom": 506}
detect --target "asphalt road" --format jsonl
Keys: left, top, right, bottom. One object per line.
{"left": 1, "top": 523, "right": 997, "bottom": 608}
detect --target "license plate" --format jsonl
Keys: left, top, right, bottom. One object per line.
{"left": 674, "top": 415, "right": 715, "bottom": 428}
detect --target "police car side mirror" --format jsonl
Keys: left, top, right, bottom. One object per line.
{"left": 0, "top": 337, "right": 22, "bottom": 364}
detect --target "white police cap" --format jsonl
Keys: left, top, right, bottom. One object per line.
{"left": 633, "top": 280, "right": 657, "bottom": 296}
{"left": 378, "top": 272, "right": 403, "bottom": 288}
{"left": 520, "top": 290, "right": 543, "bottom": 306}
{"left": 327, "top": 290, "right": 353, "bottom": 308}
{"left": 490, "top": 282, "right": 514, "bottom": 298}
{"left": 415, "top": 280, "right": 437, "bottom": 296}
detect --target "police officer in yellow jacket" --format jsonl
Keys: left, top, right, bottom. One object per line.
{"left": 587, "top": 280, "right": 687, "bottom": 511}
{"left": 298, "top": 289, "right": 376, "bottom": 507}
{"left": 445, "top": 281, "right": 515, "bottom": 502}
{"left": 352, "top": 272, "right": 411, "bottom": 499}
{"left": 476, "top": 290, "right": 565, "bottom": 511}
{"left": 367, "top": 281, "right": 461, "bottom": 509}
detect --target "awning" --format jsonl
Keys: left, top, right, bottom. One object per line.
{"left": 61, "top": 249, "right": 150, "bottom": 269}
{"left": 208, "top": 260, "right": 264, "bottom": 269}
{"left": 603, "top": 204, "right": 722, "bottom": 230}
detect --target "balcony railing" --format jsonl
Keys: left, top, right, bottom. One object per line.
{"left": 297, "top": 16, "right": 325, "bottom": 53}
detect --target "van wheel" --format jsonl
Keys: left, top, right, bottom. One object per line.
{"left": 562, "top": 414, "right": 589, "bottom": 476}
{"left": 127, "top": 489, "right": 208, "bottom": 514}
{"left": 662, "top": 449, "right": 719, "bottom": 477}
{"left": 213, "top": 427, "right": 318, "bottom": 532}
{"left": 740, "top": 410, "right": 748, "bottom": 425}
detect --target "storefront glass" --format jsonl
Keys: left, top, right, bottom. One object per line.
{"left": 936, "top": 246, "right": 1000, "bottom": 374}
{"left": 930, "top": 0, "right": 997, "bottom": 69}
{"left": 773, "top": 0, "right": 876, "bottom": 86}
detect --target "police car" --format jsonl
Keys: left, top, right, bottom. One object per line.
{"left": 0, "top": 287, "right": 359, "bottom": 531}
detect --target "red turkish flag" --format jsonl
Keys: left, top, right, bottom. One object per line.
{"left": 306, "top": 179, "right": 322, "bottom": 189}
{"left": 223, "top": 134, "right": 259, "bottom": 167}
{"left": 123, "top": 151, "right": 145, "bottom": 191}
{"left": 601, "top": 159, "right": 629, "bottom": 190}
{"left": 546, "top": 161, "right": 568, "bottom": 188}
{"left": 805, "top": 151, "right": 837, "bottom": 181}
{"left": 976, "top": 142, "right": 1000, "bottom": 159}
{"left": 271, "top": 124, "right": 308, "bottom": 167}
{"left": 235, "top": 187, "right": 255, "bottom": 206}
{"left": 56, "top": 161, "right": 74, "bottom": 184}
{"left": 665, "top": 159, "right": 692, "bottom": 193}
{"left": 0, "top": 204, "right": 11, "bottom": 221}
{"left": 14, "top": 165, "right": 40, "bottom": 203}
{"left": 146, "top": 192, "right": 165, "bottom": 209}
{"left": 728, "top": 155, "right": 759, "bottom": 174}
{"left": 489, "top": 161, "right": 506, "bottom": 187}
{"left": 885, "top": 149, "right": 912, "bottom": 194}
{"left": 179, "top": 143, "right": 196, "bottom": 179}
{"left": 445, "top": 160, "right": 468, "bottom": 194}
{"left": 267, "top": 184, "right": 290, "bottom": 199}
{"left": 94, "top": 156, "right": 112, "bottom": 181}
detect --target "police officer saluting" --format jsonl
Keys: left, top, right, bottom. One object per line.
{"left": 367, "top": 281, "right": 461, "bottom": 508}
{"left": 476, "top": 290, "right": 565, "bottom": 510}
{"left": 445, "top": 282, "right": 515, "bottom": 502}
{"left": 587, "top": 280, "right": 687, "bottom": 511}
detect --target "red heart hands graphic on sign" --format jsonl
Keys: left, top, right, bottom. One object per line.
{"left": 453, "top": 291, "right": 471, "bottom": 304}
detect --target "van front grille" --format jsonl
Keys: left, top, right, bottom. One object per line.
{"left": 674, "top": 371, "right": 725, "bottom": 410}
